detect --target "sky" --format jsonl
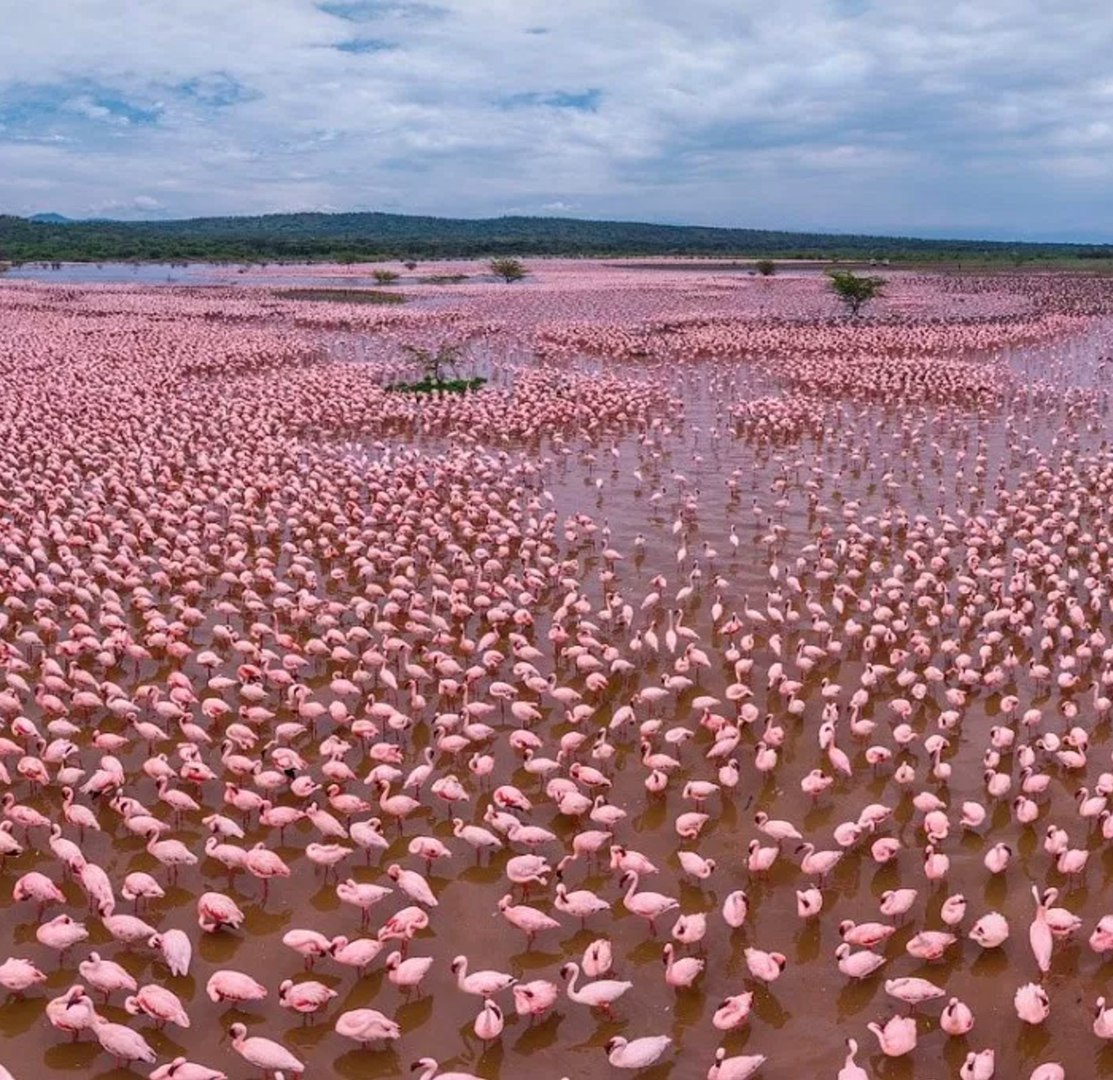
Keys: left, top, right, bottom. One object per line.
{"left": 3, "top": 0, "right": 1113, "bottom": 241}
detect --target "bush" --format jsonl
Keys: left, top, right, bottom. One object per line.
{"left": 400, "top": 343, "right": 466, "bottom": 382}
{"left": 418, "top": 274, "right": 469, "bottom": 284}
{"left": 386, "top": 376, "right": 487, "bottom": 395}
{"left": 372, "top": 269, "right": 400, "bottom": 284}
{"left": 827, "top": 270, "right": 885, "bottom": 316}
{"left": 273, "top": 288, "right": 404, "bottom": 305}
{"left": 490, "top": 257, "right": 526, "bottom": 283}
{"left": 755, "top": 259, "right": 776, "bottom": 276}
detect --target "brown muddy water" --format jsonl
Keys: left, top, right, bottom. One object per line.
{"left": 3, "top": 319, "right": 1113, "bottom": 1080}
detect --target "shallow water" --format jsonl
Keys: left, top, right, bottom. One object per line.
{"left": 1, "top": 261, "right": 467, "bottom": 289}
{"left": 2, "top": 278, "right": 1113, "bottom": 1078}
{"left": 1, "top": 260, "right": 836, "bottom": 288}
{"left": 3, "top": 262, "right": 256, "bottom": 285}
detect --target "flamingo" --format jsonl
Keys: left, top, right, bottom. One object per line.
{"left": 228, "top": 1022, "right": 305, "bottom": 1076}
{"left": 559, "top": 961, "right": 632, "bottom": 1016}
{"left": 605, "top": 1035, "right": 672, "bottom": 1069}
{"left": 708, "top": 1047, "right": 767, "bottom": 1079}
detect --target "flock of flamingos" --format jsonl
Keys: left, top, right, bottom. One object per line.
{"left": 3, "top": 259, "right": 1113, "bottom": 1078}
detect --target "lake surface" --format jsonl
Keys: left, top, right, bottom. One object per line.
{"left": 2, "top": 260, "right": 841, "bottom": 287}
{"left": 0, "top": 262, "right": 475, "bottom": 289}
{"left": 0, "top": 271, "right": 1110, "bottom": 1078}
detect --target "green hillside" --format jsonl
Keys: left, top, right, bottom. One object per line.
{"left": 2, "top": 210, "right": 1111, "bottom": 264}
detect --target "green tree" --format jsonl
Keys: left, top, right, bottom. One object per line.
{"left": 755, "top": 259, "right": 776, "bottom": 277}
{"left": 490, "top": 257, "right": 526, "bottom": 283}
{"left": 827, "top": 270, "right": 885, "bottom": 316}
{"left": 372, "top": 269, "right": 400, "bottom": 284}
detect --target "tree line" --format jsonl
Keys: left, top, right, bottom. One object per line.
{"left": 2, "top": 211, "right": 1110, "bottom": 265}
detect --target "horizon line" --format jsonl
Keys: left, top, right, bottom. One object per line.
{"left": 15, "top": 209, "right": 1113, "bottom": 251}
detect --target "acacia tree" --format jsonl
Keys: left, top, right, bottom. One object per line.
{"left": 827, "top": 270, "right": 885, "bottom": 316}
{"left": 401, "top": 343, "right": 464, "bottom": 382}
{"left": 490, "top": 257, "right": 526, "bottom": 283}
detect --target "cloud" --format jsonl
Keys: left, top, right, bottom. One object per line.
{"left": 0, "top": 0, "right": 1112, "bottom": 238}
{"left": 332, "top": 38, "right": 396, "bottom": 53}
{"left": 0, "top": 81, "right": 162, "bottom": 134}
{"left": 89, "top": 194, "right": 169, "bottom": 215}
{"left": 317, "top": 0, "right": 445, "bottom": 22}
{"left": 499, "top": 90, "right": 602, "bottom": 112}
{"left": 65, "top": 93, "right": 162, "bottom": 127}
{"left": 177, "top": 74, "right": 260, "bottom": 107}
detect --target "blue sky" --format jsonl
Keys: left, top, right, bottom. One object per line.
{"left": 2, "top": 0, "right": 1113, "bottom": 240}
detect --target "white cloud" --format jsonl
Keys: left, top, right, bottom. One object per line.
{"left": 0, "top": 0, "right": 1112, "bottom": 238}
{"left": 87, "top": 194, "right": 168, "bottom": 215}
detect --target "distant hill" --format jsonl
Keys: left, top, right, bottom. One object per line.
{"left": 2, "top": 209, "right": 1112, "bottom": 264}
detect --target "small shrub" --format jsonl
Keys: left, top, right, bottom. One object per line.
{"left": 490, "top": 257, "right": 526, "bottom": 283}
{"left": 827, "top": 270, "right": 885, "bottom": 316}
{"left": 274, "top": 288, "right": 405, "bottom": 305}
{"left": 386, "top": 376, "right": 487, "bottom": 395}
{"left": 401, "top": 343, "right": 464, "bottom": 382}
